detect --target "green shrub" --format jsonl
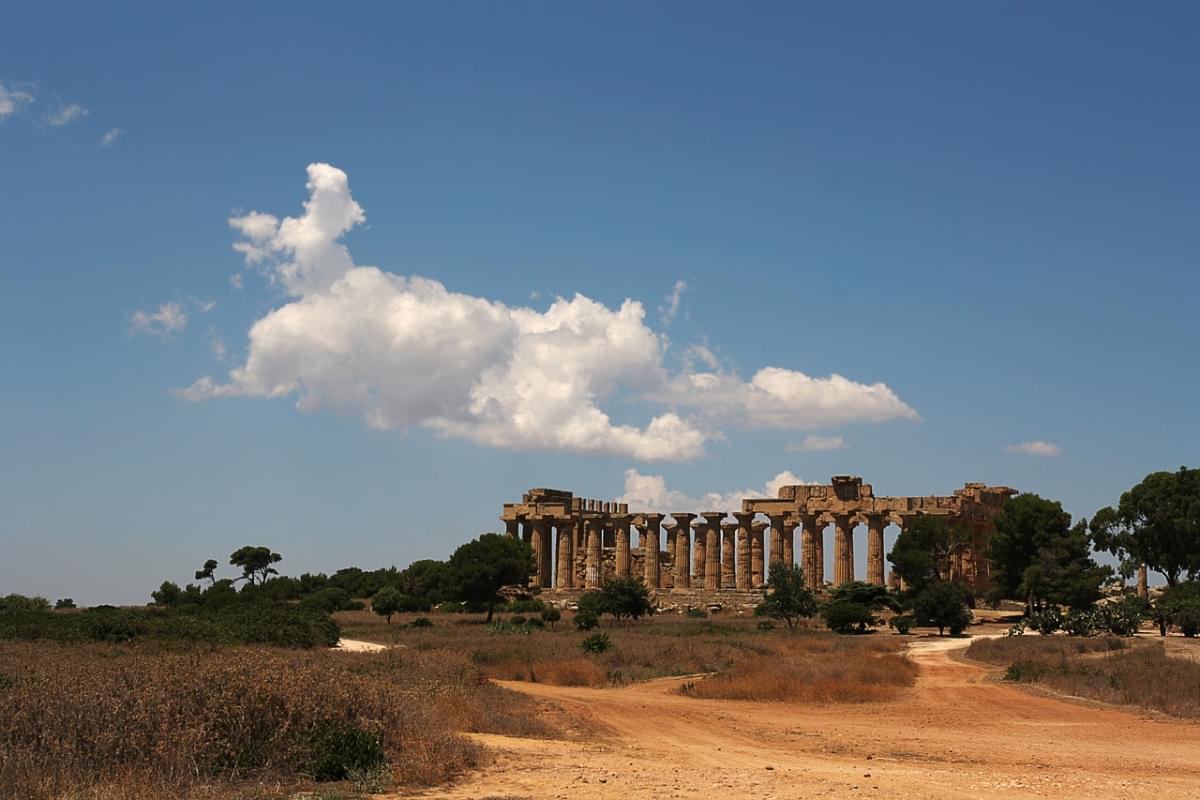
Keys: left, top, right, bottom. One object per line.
{"left": 685, "top": 608, "right": 708, "bottom": 619}
{"left": 823, "top": 601, "right": 876, "bottom": 634}
{"left": 1027, "top": 607, "right": 1062, "bottom": 635}
{"left": 410, "top": 617, "right": 433, "bottom": 628}
{"left": 435, "top": 601, "right": 465, "bottom": 614}
{"left": 506, "top": 599, "right": 546, "bottom": 614}
{"left": 1063, "top": 609, "right": 1099, "bottom": 637}
{"left": 573, "top": 611, "right": 599, "bottom": 631}
{"left": 540, "top": 608, "right": 561, "bottom": 629}
{"left": 756, "top": 620, "right": 775, "bottom": 631}
{"left": 524, "top": 617, "right": 545, "bottom": 630}
{"left": 307, "top": 721, "right": 385, "bottom": 782}
{"left": 1101, "top": 595, "right": 1147, "bottom": 636}
{"left": 889, "top": 614, "right": 914, "bottom": 635}
{"left": 580, "top": 632, "right": 613, "bottom": 654}
{"left": 301, "top": 587, "right": 356, "bottom": 613}
{"left": 1004, "top": 660, "right": 1047, "bottom": 682}
{"left": 509, "top": 615, "right": 527, "bottom": 626}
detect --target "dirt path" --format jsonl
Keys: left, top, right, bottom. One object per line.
{"left": 405, "top": 635, "right": 1200, "bottom": 799}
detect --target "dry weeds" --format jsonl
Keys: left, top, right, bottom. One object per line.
{"left": 0, "top": 641, "right": 544, "bottom": 799}
{"left": 966, "top": 635, "right": 1200, "bottom": 719}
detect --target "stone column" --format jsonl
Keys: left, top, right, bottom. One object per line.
{"left": 833, "top": 515, "right": 854, "bottom": 586}
{"left": 585, "top": 519, "right": 602, "bottom": 589}
{"left": 614, "top": 516, "right": 631, "bottom": 578}
{"left": 734, "top": 513, "right": 754, "bottom": 590}
{"left": 751, "top": 520, "right": 767, "bottom": 588}
{"left": 867, "top": 515, "right": 886, "bottom": 586}
{"left": 571, "top": 519, "right": 584, "bottom": 587}
{"left": 782, "top": 518, "right": 797, "bottom": 567}
{"left": 704, "top": 525, "right": 720, "bottom": 591}
{"left": 814, "top": 520, "right": 825, "bottom": 588}
{"left": 1137, "top": 564, "right": 1149, "bottom": 600}
{"left": 701, "top": 513, "right": 724, "bottom": 591}
{"left": 768, "top": 515, "right": 785, "bottom": 567}
{"left": 721, "top": 522, "right": 737, "bottom": 589}
{"left": 671, "top": 514, "right": 694, "bottom": 590}
{"left": 528, "top": 520, "right": 544, "bottom": 587}
{"left": 504, "top": 519, "right": 519, "bottom": 538}
{"left": 692, "top": 519, "right": 706, "bottom": 585}
{"left": 798, "top": 514, "right": 818, "bottom": 589}
{"left": 556, "top": 524, "right": 573, "bottom": 589}
{"left": 642, "top": 514, "right": 663, "bottom": 589}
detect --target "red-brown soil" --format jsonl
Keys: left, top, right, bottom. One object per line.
{"left": 405, "top": 632, "right": 1200, "bottom": 799}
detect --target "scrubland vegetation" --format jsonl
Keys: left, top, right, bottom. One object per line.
{"left": 967, "top": 635, "right": 1200, "bottom": 719}
{"left": 0, "top": 640, "right": 542, "bottom": 800}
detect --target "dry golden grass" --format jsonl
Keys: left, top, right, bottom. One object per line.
{"left": 967, "top": 636, "right": 1200, "bottom": 719}
{"left": 680, "top": 636, "right": 917, "bottom": 703}
{"left": 0, "top": 641, "right": 544, "bottom": 800}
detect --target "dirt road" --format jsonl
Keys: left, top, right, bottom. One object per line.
{"left": 408, "top": 635, "right": 1200, "bottom": 799}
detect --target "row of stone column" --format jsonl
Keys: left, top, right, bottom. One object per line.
{"left": 506, "top": 511, "right": 899, "bottom": 591}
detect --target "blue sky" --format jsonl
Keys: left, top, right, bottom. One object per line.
{"left": 2, "top": 2, "right": 1197, "bottom": 604}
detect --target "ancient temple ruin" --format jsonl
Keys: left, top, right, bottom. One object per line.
{"left": 500, "top": 476, "right": 1015, "bottom": 596}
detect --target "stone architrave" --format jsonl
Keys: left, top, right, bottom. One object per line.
{"left": 751, "top": 520, "right": 768, "bottom": 588}
{"left": 556, "top": 524, "right": 573, "bottom": 589}
{"left": 585, "top": 520, "right": 602, "bottom": 589}
{"left": 671, "top": 514, "right": 695, "bottom": 590}
{"left": 734, "top": 512, "right": 754, "bottom": 590}
{"left": 866, "top": 515, "right": 886, "bottom": 586}
{"left": 833, "top": 515, "right": 854, "bottom": 586}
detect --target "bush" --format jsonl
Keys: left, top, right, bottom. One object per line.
{"left": 1101, "top": 595, "right": 1147, "bottom": 636}
{"left": 889, "top": 614, "right": 914, "bottom": 635}
{"left": 686, "top": 608, "right": 708, "bottom": 619}
{"left": 436, "top": 601, "right": 465, "bottom": 614}
{"left": 308, "top": 721, "right": 385, "bottom": 782}
{"left": 53, "top": 599, "right": 76, "bottom": 610}
{"left": 573, "top": 611, "right": 599, "bottom": 631}
{"left": 912, "top": 581, "right": 972, "bottom": 636}
{"left": 411, "top": 617, "right": 433, "bottom": 628}
{"left": 756, "top": 620, "right": 775, "bottom": 631}
{"left": 823, "top": 601, "right": 877, "bottom": 634}
{"left": 506, "top": 599, "right": 546, "bottom": 614}
{"left": 580, "top": 632, "right": 613, "bottom": 654}
{"left": 1174, "top": 601, "right": 1200, "bottom": 637}
{"left": 540, "top": 608, "right": 561, "bottom": 629}
{"left": 509, "top": 615, "right": 527, "bottom": 626}
{"left": 1027, "top": 607, "right": 1062, "bottom": 635}
{"left": 525, "top": 617, "right": 545, "bottom": 630}
{"left": 302, "top": 587, "right": 357, "bottom": 613}
{"left": 1062, "top": 609, "right": 1100, "bottom": 637}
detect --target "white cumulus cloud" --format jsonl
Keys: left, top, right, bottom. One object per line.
{"left": 657, "top": 366, "right": 918, "bottom": 430}
{"left": 0, "top": 82, "right": 35, "bottom": 119}
{"left": 658, "top": 279, "right": 687, "bottom": 325}
{"left": 789, "top": 435, "right": 847, "bottom": 451}
{"left": 44, "top": 102, "right": 88, "bottom": 127}
{"left": 616, "top": 468, "right": 814, "bottom": 513}
{"left": 131, "top": 302, "right": 187, "bottom": 336}
{"left": 99, "top": 127, "right": 122, "bottom": 147}
{"left": 181, "top": 163, "right": 916, "bottom": 461}
{"left": 1005, "top": 440, "right": 1062, "bottom": 457}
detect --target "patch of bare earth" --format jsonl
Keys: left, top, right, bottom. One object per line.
{"left": 403, "top": 629, "right": 1200, "bottom": 800}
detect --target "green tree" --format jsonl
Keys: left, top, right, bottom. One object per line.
{"left": 447, "top": 533, "right": 536, "bottom": 622}
{"left": 54, "top": 598, "right": 77, "bottom": 610}
{"left": 823, "top": 601, "right": 876, "bottom": 634}
{"left": 912, "top": 580, "right": 972, "bottom": 636}
{"left": 1159, "top": 582, "right": 1200, "bottom": 637}
{"left": 150, "top": 581, "right": 182, "bottom": 606}
{"left": 757, "top": 563, "right": 819, "bottom": 630}
{"left": 828, "top": 581, "right": 901, "bottom": 612}
{"left": 1091, "top": 467, "right": 1200, "bottom": 587}
{"left": 371, "top": 586, "right": 405, "bottom": 624}
{"left": 988, "top": 494, "right": 1108, "bottom": 611}
{"left": 229, "top": 546, "right": 283, "bottom": 585}
{"left": 194, "top": 558, "right": 219, "bottom": 587}
{"left": 600, "top": 577, "right": 654, "bottom": 622}
{"left": 397, "top": 559, "right": 453, "bottom": 604}
{"left": 541, "top": 607, "right": 562, "bottom": 630}
{"left": 888, "top": 515, "right": 970, "bottom": 596}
